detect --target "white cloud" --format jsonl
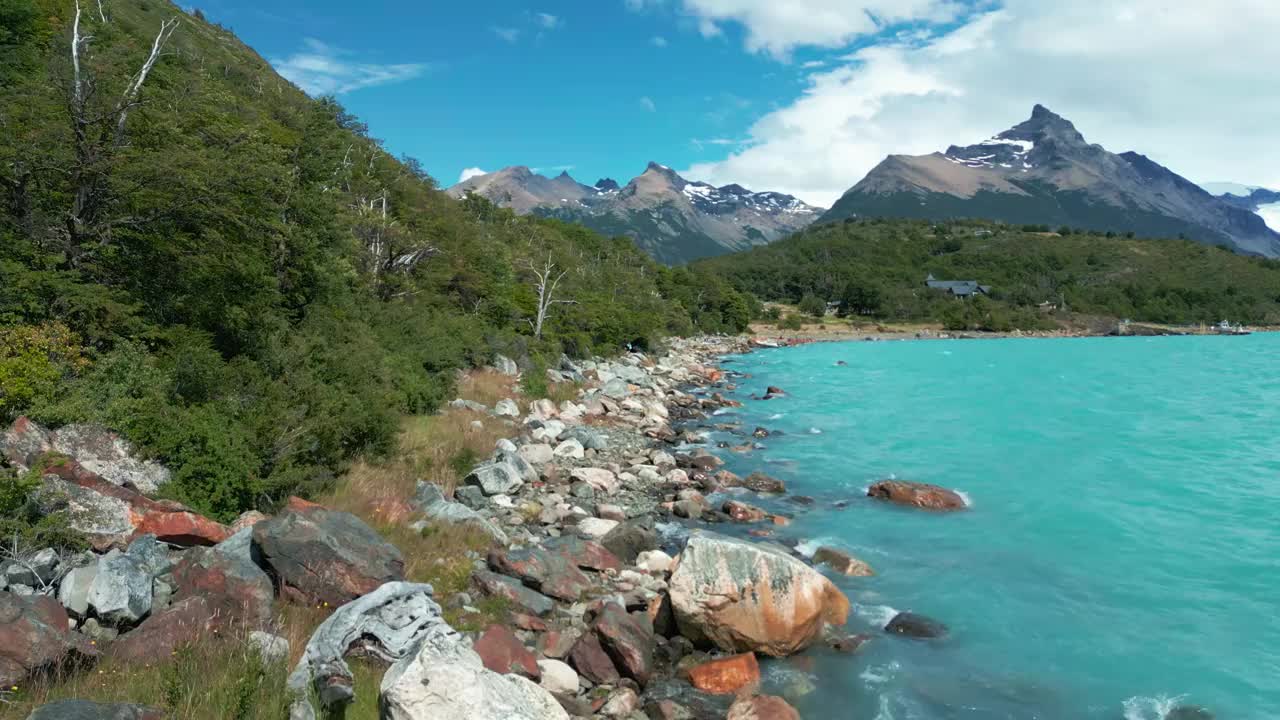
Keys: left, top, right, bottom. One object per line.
{"left": 639, "top": 96, "right": 657, "bottom": 112}
{"left": 491, "top": 26, "right": 521, "bottom": 43}
{"left": 272, "top": 39, "right": 427, "bottom": 96}
{"left": 458, "top": 167, "right": 489, "bottom": 183}
{"left": 535, "top": 12, "right": 561, "bottom": 29}
{"left": 685, "top": 1, "right": 1280, "bottom": 206}
{"left": 799, "top": 60, "right": 825, "bottom": 68}
{"left": 651, "top": 35, "right": 669, "bottom": 47}
{"left": 671, "top": 0, "right": 962, "bottom": 57}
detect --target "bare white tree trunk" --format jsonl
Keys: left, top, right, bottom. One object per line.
{"left": 114, "top": 16, "right": 180, "bottom": 143}
{"left": 96, "top": 0, "right": 106, "bottom": 23}
{"left": 523, "top": 253, "right": 576, "bottom": 339}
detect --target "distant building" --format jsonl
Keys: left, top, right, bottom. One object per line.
{"left": 925, "top": 274, "right": 991, "bottom": 298}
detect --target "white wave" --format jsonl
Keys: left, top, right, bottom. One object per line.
{"left": 768, "top": 413, "right": 784, "bottom": 420}
{"left": 1121, "top": 694, "right": 1187, "bottom": 720}
{"left": 854, "top": 603, "right": 900, "bottom": 629}
{"left": 859, "top": 661, "right": 901, "bottom": 685}
{"left": 794, "top": 538, "right": 833, "bottom": 558}
{"left": 955, "top": 489, "right": 973, "bottom": 507}
{"left": 873, "top": 695, "right": 896, "bottom": 720}
{"left": 808, "top": 427, "right": 822, "bottom": 434}
{"left": 712, "top": 408, "right": 730, "bottom": 416}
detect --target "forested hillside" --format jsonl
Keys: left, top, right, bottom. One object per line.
{"left": 695, "top": 217, "right": 1280, "bottom": 330}
{"left": 0, "top": 0, "right": 750, "bottom": 521}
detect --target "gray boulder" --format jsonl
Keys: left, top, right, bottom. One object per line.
{"left": 412, "top": 482, "right": 508, "bottom": 546}
{"left": 602, "top": 379, "right": 630, "bottom": 399}
{"left": 452, "top": 484, "right": 488, "bottom": 510}
{"left": 465, "top": 461, "right": 524, "bottom": 496}
{"left": 87, "top": 548, "right": 153, "bottom": 626}
{"left": 561, "top": 426, "right": 608, "bottom": 451}
{"left": 495, "top": 450, "right": 538, "bottom": 484}
{"left": 492, "top": 354, "right": 519, "bottom": 376}
{"left": 494, "top": 399, "right": 520, "bottom": 417}
{"left": 450, "top": 399, "right": 490, "bottom": 414}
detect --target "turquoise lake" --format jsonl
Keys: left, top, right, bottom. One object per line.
{"left": 702, "top": 334, "right": 1280, "bottom": 720}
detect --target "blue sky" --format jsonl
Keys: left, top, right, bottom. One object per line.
{"left": 196, "top": 1, "right": 1280, "bottom": 207}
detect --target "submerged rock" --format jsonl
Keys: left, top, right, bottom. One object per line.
{"left": 812, "top": 546, "right": 874, "bottom": 577}
{"left": 867, "top": 480, "right": 967, "bottom": 511}
{"left": 669, "top": 532, "right": 850, "bottom": 657}
{"left": 885, "top": 611, "right": 949, "bottom": 639}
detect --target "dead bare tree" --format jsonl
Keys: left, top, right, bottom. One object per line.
{"left": 522, "top": 252, "right": 577, "bottom": 339}
{"left": 64, "top": 0, "right": 180, "bottom": 266}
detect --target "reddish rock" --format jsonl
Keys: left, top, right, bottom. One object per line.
{"left": 473, "top": 624, "right": 540, "bottom": 680}
{"left": 592, "top": 602, "right": 655, "bottom": 686}
{"left": 1, "top": 416, "right": 52, "bottom": 469}
{"left": 132, "top": 509, "right": 229, "bottom": 547}
{"left": 0, "top": 591, "right": 97, "bottom": 688}
{"left": 747, "top": 529, "right": 774, "bottom": 538}
{"left": 568, "top": 631, "right": 620, "bottom": 685}
{"left": 171, "top": 536, "right": 274, "bottom": 627}
{"left": 867, "top": 480, "right": 967, "bottom": 511}
{"left": 770, "top": 515, "right": 791, "bottom": 527}
{"left": 543, "top": 535, "right": 622, "bottom": 573}
{"left": 647, "top": 592, "right": 677, "bottom": 637}
{"left": 741, "top": 472, "right": 786, "bottom": 494}
{"left": 686, "top": 653, "right": 761, "bottom": 695}
{"left": 487, "top": 545, "right": 593, "bottom": 602}
{"left": 110, "top": 596, "right": 219, "bottom": 664}
{"left": 723, "top": 500, "right": 768, "bottom": 523}
{"left": 765, "top": 387, "right": 786, "bottom": 396}
{"left": 812, "top": 547, "right": 874, "bottom": 577}
{"left": 253, "top": 507, "right": 405, "bottom": 607}
{"left": 284, "top": 495, "right": 325, "bottom": 512}
{"left": 727, "top": 694, "right": 800, "bottom": 720}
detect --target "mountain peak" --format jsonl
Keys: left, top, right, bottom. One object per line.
{"left": 555, "top": 170, "right": 573, "bottom": 180}
{"left": 1031, "top": 103, "right": 1059, "bottom": 121}
{"left": 595, "top": 178, "right": 620, "bottom": 192}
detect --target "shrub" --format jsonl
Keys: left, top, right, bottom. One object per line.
{"left": 0, "top": 323, "right": 88, "bottom": 421}
{"left": 777, "top": 314, "right": 804, "bottom": 330}
{"left": 798, "top": 294, "right": 827, "bottom": 318}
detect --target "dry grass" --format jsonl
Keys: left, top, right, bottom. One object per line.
{"left": 455, "top": 369, "right": 517, "bottom": 407}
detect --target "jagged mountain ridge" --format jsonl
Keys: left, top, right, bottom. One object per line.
{"left": 821, "top": 105, "right": 1280, "bottom": 257}
{"left": 448, "top": 163, "right": 823, "bottom": 264}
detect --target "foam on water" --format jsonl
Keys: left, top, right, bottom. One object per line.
{"left": 1121, "top": 695, "right": 1186, "bottom": 720}
{"left": 853, "top": 603, "right": 900, "bottom": 628}
{"left": 860, "top": 661, "right": 901, "bottom": 685}
{"left": 954, "top": 489, "right": 973, "bottom": 507}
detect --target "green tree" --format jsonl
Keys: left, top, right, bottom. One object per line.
{"left": 798, "top": 294, "right": 827, "bottom": 318}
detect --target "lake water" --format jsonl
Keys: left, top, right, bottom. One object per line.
{"left": 703, "top": 334, "right": 1280, "bottom": 720}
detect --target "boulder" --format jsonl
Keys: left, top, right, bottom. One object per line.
{"left": 487, "top": 546, "right": 593, "bottom": 602}
{"left": 249, "top": 630, "right": 290, "bottom": 665}
{"left": 600, "top": 519, "right": 659, "bottom": 564}
{"left": 541, "top": 535, "right": 622, "bottom": 572}
{"left": 561, "top": 426, "right": 608, "bottom": 451}
{"left": 109, "top": 596, "right": 218, "bottom": 664}
{"left": 87, "top": 548, "right": 153, "bottom": 626}
{"left": 129, "top": 511, "right": 229, "bottom": 547}
{"left": 412, "top": 482, "right": 508, "bottom": 546}
{"left": 465, "top": 461, "right": 524, "bottom": 496}
{"left": 474, "top": 624, "right": 540, "bottom": 680}
{"left": 668, "top": 533, "right": 850, "bottom": 657}
{"left": 49, "top": 424, "right": 171, "bottom": 494}
{"left": 552, "top": 439, "right": 585, "bottom": 460}
{"left": 569, "top": 468, "right": 619, "bottom": 495}
{"left": 726, "top": 695, "right": 800, "bottom": 720}
{"left": 592, "top": 602, "right": 655, "bottom": 685}
{"left": 171, "top": 528, "right": 274, "bottom": 627}
{"left": 602, "top": 379, "right": 630, "bottom": 399}
{"left": 828, "top": 633, "right": 872, "bottom": 654}
{"left": 518, "top": 443, "right": 555, "bottom": 466}
{"left": 686, "top": 652, "right": 760, "bottom": 695}
{"left": 884, "top": 611, "right": 948, "bottom": 639}
{"left": 567, "top": 632, "right": 620, "bottom": 685}
{"left": 494, "top": 398, "right": 521, "bottom": 417}
{"left": 252, "top": 506, "right": 405, "bottom": 606}
{"left": 600, "top": 688, "right": 640, "bottom": 718}
{"left": 288, "top": 582, "right": 447, "bottom": 720}
{"left": 58, "top": 562, "right": 98, "bottom": 617}
{"left": 493, "top": 355, "right": 519, "bottom": 376}
{"left": 576, "top": 517, "right": 619, "bottom": 539}
{"left": 0, "top": 591, "right": 97, "bottom": 688}
{"left": 867, "top": 480, "right": 967, "bottom": 511}
{"left": 472, "top": 570, "right": 556, "bottom": 616}
{"left": 1, "top": 416, "right": 52, "bottom": 470}
{"left": 636, "top": 550, "right": 674, "bottom": 574}
{"left": 723, "top": 500, "right": 769, "bottom": 523}
{"left": 812, "top": 547, "right": 874, "bottom": 577}
{"left": 740, "top": 472, "right": 786, "bottom": 494}
{"left": 23, "top": 700, "right": 164, "bottom": 720}
{"left": 536, "top": 658, "right": 578, "bottom": 696}
{"left": 379, "top": 615, "right": 569, "bottom": 720}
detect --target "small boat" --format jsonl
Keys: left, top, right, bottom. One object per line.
{"left": 1215, "top": 320, "right": 1251, "bottom": 336}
